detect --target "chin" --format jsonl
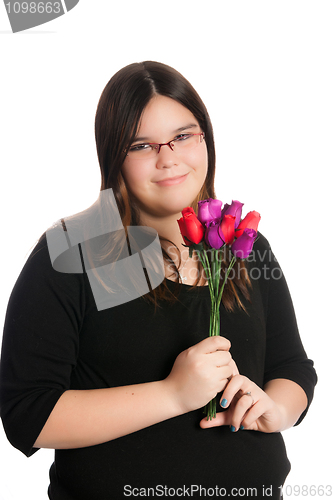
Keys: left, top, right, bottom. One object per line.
{"left": 172, "top": 186, "right": 202, "bottom": 210}
{"left": 164, "top": 200, "right": 195, "bottom": 217}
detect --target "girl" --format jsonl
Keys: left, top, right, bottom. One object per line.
{"left": 0, "top": 61, "right": 317, "bottom": 499}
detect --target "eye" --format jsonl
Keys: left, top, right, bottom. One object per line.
{"left": 128, "top": 143, "right": 152, "bottom": 152}
{"left": 173, "top": 133, "right": 192, "bottom": 142}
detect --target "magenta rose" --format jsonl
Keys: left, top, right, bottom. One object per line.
{"left": 221, "top": 200, "right": 244, "bottom": 229}
{"left": 231, "top": 228, "right": 257, "bottom": 259}
{"left": 198, "top": 198, "right": 223, "bottom": 224}
{"left": 205, "top": 219, "right": 225, "bottom": 249}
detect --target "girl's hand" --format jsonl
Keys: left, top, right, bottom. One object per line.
{"left": 165, "top": 337, "right": 237, "bottom": 414}
{"left": 199, "top": 374, "right": 286, "bottom": 433}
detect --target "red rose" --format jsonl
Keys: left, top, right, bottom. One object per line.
{"left": 219, "top": 214, "right": 236, "bottom": 245}
{"left": 235, "top": 211, "right": 261, "bottom": 238}
{"left": 177, "top": 207, "right": 204, "bottom": 245}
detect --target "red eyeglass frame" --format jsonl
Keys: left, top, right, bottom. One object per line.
{"left": 127, "top": 132, "right": 205, "bottom": 155}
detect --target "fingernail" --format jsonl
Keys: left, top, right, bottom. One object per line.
{"left": 230, "top": 426, "right": 236, "bottom": 432}
{"left": 221, "top": 398, "right": 228, "bottom": 408}
{"left": 240, "top": 425, "right": 244, "bottom": 430}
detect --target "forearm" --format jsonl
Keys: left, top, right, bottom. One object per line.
{"left": 264, "top": 378, "right": 308, "bottom": 431}
{"left": 33, "top": 336, "right": 233, "bottom": 449}
{"left": 34, "top": 379, "right": 181, "bottom": 450}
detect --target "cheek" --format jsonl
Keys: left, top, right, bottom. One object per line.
{"left": 189, "top": 145, "right": 208, "bottom": 177}
{"left": 121, "top": 164, "right": 149, "bottom": 192}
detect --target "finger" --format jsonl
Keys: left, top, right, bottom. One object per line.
{"left": 241, "top": 399, "right": 271, "bottom": 431}
{"left": 230, "top": 393, "right": 257, "bottom": 431}
{"left": 217, "top": 366, "right": 234, "bottom": 384}
{"left": 208, "top": 365, "right": 233, "bottom": 389}
{"left": 199, "top": 410, "right": 230, "bottom": 429}
{"left": 209, "top": 350, "right": 232, "bottom": 367}
{"left": 219, "top": 374, "right": 248, "bottom": 408}
{"left": 229, "top": 358, "right": 239, "bottom": 376}
{"left": 240, "top": 404, "right": 262, "bottom": 431}
{"left": 197, "top": 336, "right": 231, "bottom": 354}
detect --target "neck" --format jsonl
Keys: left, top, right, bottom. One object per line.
{"left": 139, "top": 212, "right": 187, "bottom": 262}
{"left": 139, "top": 210, "right": 206, "bottom": 286}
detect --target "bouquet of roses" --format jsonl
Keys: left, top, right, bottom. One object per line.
{"left": 177, "top": 199, "right": 261, "bottom": 420}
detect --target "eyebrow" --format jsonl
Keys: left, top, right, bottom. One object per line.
{"left": 133, "top": 123, "right": 199, "bottom": 143}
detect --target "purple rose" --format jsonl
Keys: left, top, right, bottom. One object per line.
{"left": 221, "top": 200, "right": 244, "bottom": 229}
{"left": 198, "top": 198, "right": 223, "bottom": 224}
{"left": 205, "top": 218, "right": 225, "bottom": 249}
{"left": 231, "top": 228, "right": 257, "bottom": 259}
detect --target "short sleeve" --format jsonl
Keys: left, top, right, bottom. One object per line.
{"left": 0, "top": 234, "right": 87, "bottom": 456}
{"left": 259, "top": 236, "right": 318, "bottom": 425}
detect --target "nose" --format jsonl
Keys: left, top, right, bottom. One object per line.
{"left": 155, "top": 143, "right": 179, "bottom": 169}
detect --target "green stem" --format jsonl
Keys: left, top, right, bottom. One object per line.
{"left": 217, "top": 255, "right": 236, "bottom": 305}
{"left": 215, "top": 249, "right": 220, "bottom": 299}
{"left": 202, "top": 250, "right": 213, "bottom": 284}
{"left": 205, "top": 253, "right": 237, "bottom": 419}
{"left": 196, "top": 250, "right": 214, "bottom": 303}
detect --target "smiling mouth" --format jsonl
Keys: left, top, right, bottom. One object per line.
{"left": 155, "top": 173, "right": 189, "bottom": 186}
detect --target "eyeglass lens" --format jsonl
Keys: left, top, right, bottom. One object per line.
{"left": 127, "top": 133, "right": 204, "bottom": 159}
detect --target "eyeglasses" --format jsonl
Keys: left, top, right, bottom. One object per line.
{"left": 126, "top": 132, "right": 205, "bottom": 159}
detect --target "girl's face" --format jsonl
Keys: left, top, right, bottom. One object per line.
{"left": 121, "top": 95, "right": 208, "bottom": 221}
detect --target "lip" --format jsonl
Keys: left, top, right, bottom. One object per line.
{"left": 155, "top": 173, "right": 189, "bottom": 187}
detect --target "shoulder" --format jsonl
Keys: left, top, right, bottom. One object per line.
{"left": 14, "top": 226, "right": 87, "bottom": 301}
{"left": 26, "top": 231, "right": 50, "bottom": 267}
{"left": 252, "top": 231, "right": 271, "bottom": 254}
{"left": 248, "top": 231, "right": 275, "bottom": 266}
{"left": 245, "top": 232, "right": 284, "bottom": 289}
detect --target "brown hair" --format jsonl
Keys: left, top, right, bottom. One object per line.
{"left": 94, "top": 61, "right": 250, "bottom": 311}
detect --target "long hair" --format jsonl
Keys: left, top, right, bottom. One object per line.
{"left": 95, "top": 61, "right": 215, "bottom": 222}
{"left": 94, "top": 61, "right": 250, "bottom": 311}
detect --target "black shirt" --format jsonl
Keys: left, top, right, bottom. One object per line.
{"left": 0, "top": 233, "right": 317, "bottom": 499}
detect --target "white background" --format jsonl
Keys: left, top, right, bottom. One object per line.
{"left": 0, "top": 1, "right": 333, "bottom": 498}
